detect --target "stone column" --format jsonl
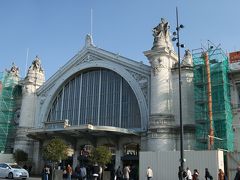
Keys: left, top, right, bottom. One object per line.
{"left": 72, "top": 149, "right": 79, "bottom": 169}
{"left": 143, "top": 19, "right": 179, "bottom": 151}
{"left": 144, "top": 48, "right": 177, "bottom": 114}
{"left": 32, "top": 141, "right": 40, "bottom": 174}
{"left": 115, "top": 149, "right": 124, "bottom": 170}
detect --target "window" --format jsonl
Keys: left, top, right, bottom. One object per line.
{"left": 47, "top": 68, "right": 141, "bottom": 129}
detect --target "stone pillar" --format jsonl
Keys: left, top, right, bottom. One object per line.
{"left": 14, "top": 56, "right": 45, "bottom": 160}
{"left": 72, "top": 149, "right": 79, "bottom": 169}
{"left": 115, "top": 149, "right": 124, "bottom": 170}
{"left": 143, "top": 19, "right": 179, "bottom": 151}
{"left": 144, "top": 48, "right": 177, "bottom": 114}
{"left": 32, "top": 142, "right": 40, "bottom": 174}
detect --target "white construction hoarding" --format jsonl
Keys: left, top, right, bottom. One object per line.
{"left": 140, "top": 150, "right": 224, "bottom": 180}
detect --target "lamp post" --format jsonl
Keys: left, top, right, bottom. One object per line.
{"left": 172, "top": 7, "right": 185, "bottom": 179}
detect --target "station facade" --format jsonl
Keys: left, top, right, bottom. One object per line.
{"left": 2, "top": 19, "right": 197, "bottom": 173}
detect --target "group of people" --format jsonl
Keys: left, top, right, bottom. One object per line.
{"left": 179, "top": 167, "right": 200, "bottom": 180}
{"left": 41, "top": 163, "right": 240, "bottom": 180}
{"left": 63, "top": 163, "right": 101, "bottom": 180}
{"left": 178, "top": 167, "right": 227, "bottom": 180}
{"left": 115, "top": 165, "right": 139, "bottom": 180}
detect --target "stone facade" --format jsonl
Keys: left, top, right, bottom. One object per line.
{"left": 12, "top": 19, "right": 196, "bottom": 173}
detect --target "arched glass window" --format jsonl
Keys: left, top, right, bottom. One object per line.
{"left": 47, "top": 68, "right": 141, "bottom": 129}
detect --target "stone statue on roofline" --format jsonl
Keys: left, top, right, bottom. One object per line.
{"left": 181, "top": 49, "right": 193, "bottom": 66}
{"left": 28, "top": 56, "right": 44, "bottom": 72}
{"left": 152, "top": 18, "right": 174, "bottom": 51}
{"left": 7, "top": 62, "right": 19, "bottom": 77}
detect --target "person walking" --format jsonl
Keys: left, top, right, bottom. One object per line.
{"left": 186, "top": 167, "right": 192, "bottom": 180}
{"left": 218, "top": 169, "right": 225, "bottom": 180}
{"left": 123, "top": 165, "right": 130, "bottom": 180}
{"left": 146, "top": 166, "right": 153, "bottom": 180}
{"left": 192, "top": 169, "right": 199, "bottom": 180}
{"left": 235, "top": 166, "right": 240, "bottom": 180}
{"left": 75, "top": 164, "right": 81, "bottom": 180}
{"left": 205, "top": 168, "right": 213, "bottom": 180}
{"left": 42, "top": 165, "right": 50, "bottom": 180}
{"left": 66, "top": 164, "right": 72, "bottom": 180}
{"left": 116, "top": 166, "right": 123, "bottom": 180}
{"left": 178, "top": 166, "right": 185, "bottom": 180}
{"left": 80, "top": 165, "right": 87, "bottom": 180}
{"left": 92, "top": 163, "right": 100, "bottom": 180}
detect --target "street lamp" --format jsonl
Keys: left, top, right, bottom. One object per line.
{"left": 172, "top": 7, "right": 185, "bottom": 179}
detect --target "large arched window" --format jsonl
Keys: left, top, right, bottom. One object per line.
{"left": 47, "top": 68, "right": 141, "bottom": 129}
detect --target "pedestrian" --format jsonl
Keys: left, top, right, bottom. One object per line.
{"left": 115, "top": 166, "right": 123, "bottom": 180}
{"left": 80, "top": 165, "right": 87, "bottom": 180}
{"left": 66, "top": 164, "right": 72, "bottom": 180}
{"left": 23, "top": 164, "right": 28, "bottom": 170}
{"left": 75, "top": 164, "right": 81, "bottom": 180}
{"left": 99, "top": 165, "right": 103, "bottom": 180}
{"left": 218, "top": 169, "right": 225, "bottom": 180}
{"left": 42, "top": 165, "right": 50, "bottom": 180}
{"left": 28, "top": 164, "right": 32, "bottom": 175}
{"left": 123, "top": 165, "right": 130, "bottom": 180}
{"left": 178, "top": 166, "right": 184, "bottom": 180}
{"left": 235, "top": 166, "right": 240, "bottom": 180}
{"left": 92, "top": 163, "right": 100, "bottom": 180}
{"left": 192, "top": 169, "right": 199, "bottom": 180}
{"left": 130, "top": 165, "right": 137, "bottom": 180}
{"left": 205, "top": 168, "right": 213, "bottom": 180}
{"left": 186, "top": 167, "right": 192, "bottom": 180}
{"left": 146, "top": 166, "right": 153, "bottom": 180}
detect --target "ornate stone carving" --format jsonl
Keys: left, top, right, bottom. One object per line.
{"left": 79, "top": 54, "right": 103, "bottom": 64}
{"left": 85, "top": 34, "right": 94, "bottom": 47}
{"left": 149, "top": 114, "right": 175, "bottom": 128}
{"left": 23, "top": 56, "right": 45, "bottom": 94}
{"left": 181, "top": 49, "right": 193, "bottom": 66}
{"left": 152, "top": 18, "right": 174, "bottom": 51}
{"left": 127, "top": 70, "right": 149, "bottom": 105}
{"left": 149, "top": 58, "right": 167, "bottom": 76}
{"left": 28, "top": 56, "right": 44, "bottom": 72}
{"left": 7, "top": 62, "right": 20, "bottom": 77}
{"left": 40, "top": 94, "right": 47, "bottom": 105}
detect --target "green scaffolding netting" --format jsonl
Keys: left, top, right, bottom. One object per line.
{"left": 193, "top": 48, "right": 234, "bottom": 151}
{"left": 0, "top": 71, "right": 21, "bottom": 153}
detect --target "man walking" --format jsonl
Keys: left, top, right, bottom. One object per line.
{"left": 146, "top": 166, "right": 153, "bottom": 180}
{"left": 123, "top": 165, "right": 130, "bottom": 180}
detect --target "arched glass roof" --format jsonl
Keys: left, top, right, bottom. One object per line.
{"left": 47, "top": 68, "right": 141, "bottom": 129}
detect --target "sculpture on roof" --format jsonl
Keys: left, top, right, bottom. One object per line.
{"left": 153, "top": 18, "right": 169, "bottom": 39}
{"left": 85, "top": 34, "right": 94, "bottom": 47}
{"left": 8, "top": 62, "right": 19, "bottom": 77}
{"left": 29, "top": 56, "right": 44, "bottom": 72}
{"left": 182, "top": 49, "right": 193, "bottom": 66}
{"left": 152, "top": 18, "right": 174, "bottom": 51}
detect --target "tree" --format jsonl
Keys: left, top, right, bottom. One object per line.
{"left": 13, "top": 149, "right": 28, "bottom": 164}
{"left": 42, "top": 138, "right": 68, "bottom": 163}
{"left": 89, "top": 146, "right": 112, "bottom": 166}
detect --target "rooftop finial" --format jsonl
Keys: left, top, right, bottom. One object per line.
{"left": 85, "top": 34, "right": 94, "bottom": 47}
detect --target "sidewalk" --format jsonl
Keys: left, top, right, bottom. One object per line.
{"left": 28, "top": 178, "right": 41, "bottom": 180}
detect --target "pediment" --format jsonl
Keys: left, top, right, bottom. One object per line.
{"left": 37, "top": 45, "right": 151, "bottom": 95}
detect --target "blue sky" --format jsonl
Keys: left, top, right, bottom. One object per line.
{"left": 0, "top": 0, "right": 239, "bottom": 79}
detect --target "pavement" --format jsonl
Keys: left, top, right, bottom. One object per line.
{"left": 0, "top": 176, "right": 41, "bottom": 180}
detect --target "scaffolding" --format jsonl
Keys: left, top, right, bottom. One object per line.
{"left": 0, "top": 71, "right": 21, "bottom": 153}
{"left": 193, "top": 47, "right": 234, "bottom": 151}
